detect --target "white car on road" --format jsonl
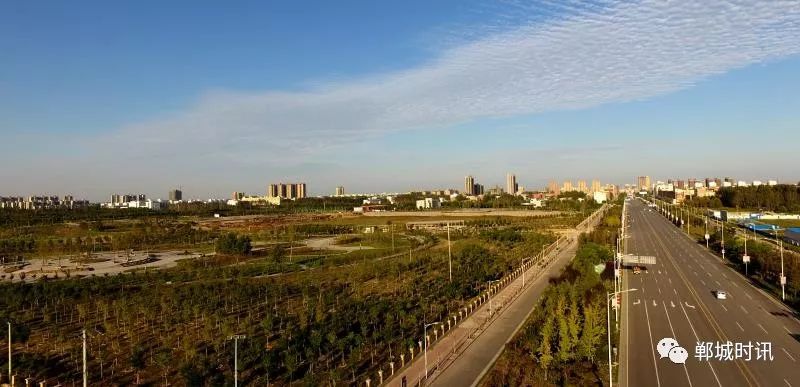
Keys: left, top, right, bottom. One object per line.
{"left": 715, "top": 290, "right": 727, "bottom": 300}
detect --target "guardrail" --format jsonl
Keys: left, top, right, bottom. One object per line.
{"left": 384, "top": 204, "right": 608, "bottom": 387}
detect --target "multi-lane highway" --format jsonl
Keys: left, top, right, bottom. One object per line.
{"left": 619, "top": 199, "right": 800, "bottom": 387}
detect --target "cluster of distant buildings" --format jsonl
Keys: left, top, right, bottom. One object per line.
{"left": 0, "top": 195, "right": 89, "bottom": 210}
{"left": 103, "top": 193, "right": 167, "bottom": 210}
{"left": 352, "top": 173, "right": 620, "bottom": 213}
{"left": 545, "top": 177, "right": 620, "bottom": 204}
{"left": 229, "top": 182, "right": 308, "bottom": 206}
{"left": 635, "top": 175, "right": 782, "bottom": 204}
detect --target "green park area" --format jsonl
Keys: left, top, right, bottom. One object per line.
{"left": 0, "top": 195, "right": 598, "bottom": 385}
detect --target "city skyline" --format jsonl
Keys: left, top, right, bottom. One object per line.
{"left": 1, "top": 172, "right": 796, "bottom": 203}
{"left": 2, "top": 1, "right": 799, "bottom": 200}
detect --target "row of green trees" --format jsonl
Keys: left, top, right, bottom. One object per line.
{"left": 484, "top": 202, "right": 620, "bottom": 386}
{"left": 718, "top": 185, "right": 800, "bottom": 211}
{"left": 485, "top": 242, "right": 614, "bottom": 386}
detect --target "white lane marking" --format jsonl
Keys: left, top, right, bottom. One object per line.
{"left": 659, "top": 288, "right": 662, "bottom": 295}
{"left": 757, "top": 323, "right": 768, "bottom": 334}
{"left": 668, "top": 278, "right": 672, "bottom": 284}
{"left": 644, "top": 295, "right": 662, "bottom": 387}
{"left": 732, "top": 282, "right": 739, "bottom": 288}
{"left": 670, "top": 301, "right": 675, "bottom": 308}
{"left": 785, "top": 326, "right": 792, "bottom": 334}
{"left": 693, "top": 271, "right": 698, "bottom": 276}
{"left": 740, "top": 305, "right": 749, "bottom": 314}
{"left": 721, "top": 272, "right": 727, "bottom": 279}
{"left": 721, "top": 304, "right": 728, "bottom": 312}
{"left": 685, "top": 302, "right": 695, "bottom": 309}
{"left": 706, "top": 272, "right": 712, "bottom": 277}
{"left": 745, "top": 292, "right": 753, "bottom": 300}
{"left": 736, "top": 321, "right": 744, "bottom": 332}
{"left": 701, "top": 279, "right": 706, "bottom": 286}
{"left": 663, "top": 303, "right": 694, "bottom": 387}
{"left": 673, "top": 288, "right": 678, "bottom": 295}
{"left": 714, "top": 280, "right": 721, "bottom": 286}
{"left": 653, "top": 300, "right": 657, "bottom": 306}
{"left": 783, "top": 348, "right": 797, "bottom": 362}
{"left": 785, "top": 378, "right": 792, "bottom": 387}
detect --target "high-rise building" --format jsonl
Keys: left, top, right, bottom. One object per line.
{"left": 506, "top": 173, "right": 518, "bottom": 195}
{"left": 548, "top": 180, "right": 560, "bottom": 194}
{"left": 637, "top": 176, "right": 651, "bottom": 191}
{"left": 464, "top": 175, "right": 475, "bottom": 196}
{"left": 577, "top": 180, "right": 587, "bottom": 193}
{"left": 232, "top": 192, "right": 245, "bottom": 201}
{"left": 591, "top": 179, "right": 601, "bottom": 193}
{"left": 335, "top": 186, "right": 345, "bottom": 196}
{"left": 473, "top": 183, "right": 485, "bottom": 195}
{"left": 562, "top": 180, "right": 574, "bottom": 192}
{"left": 278, "top": 183, "right": 288, "bottom": 198}
{"left": 268, "top": 182, "right": 307, "bottom": 199}
{"left": 267, "top": 184, "right": 279, "bottom": 198}
{"left": 169, "top": 189, "right": 182, "bottom": 201}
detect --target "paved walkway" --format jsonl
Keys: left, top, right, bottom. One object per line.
{"left": 385, "top": 205, "right": 606, "bottom": 387}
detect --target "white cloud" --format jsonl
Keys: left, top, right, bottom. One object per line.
{"left": 99, "top": 0, "right": 799, "bottom": 166}
{"left": 5, "top": 0, "right": 800, "bottom": 198}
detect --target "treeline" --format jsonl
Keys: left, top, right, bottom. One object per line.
{"left": 0, "top": 207, "right": 158, "bottom": 228}
{"left": 484, "top": 242, "right": 613, "bottom": 386}
{"left": 718, "top": 185, "right": 800, "bottom": 212}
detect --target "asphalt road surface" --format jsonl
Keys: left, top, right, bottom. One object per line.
{"left": 619, "top": 199, "right": 800, "bottom": 387}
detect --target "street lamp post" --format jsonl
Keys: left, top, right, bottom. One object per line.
{"left": 447, "top": 221, "right": 452, "bottom": 283}
{"left": 423, "top": 322, "right": 440, "bottom": 380}
{"left": 7, "top": 321, "right": 10, "bottom": 383}
{"left": 743, "top": 233, "right": 750, "bottom": 277}
{"left": 487, "top": 280, "right": 500, "bottom": 317}
{"left": 721, "top": 219, "right": 726, "bottom": 260}
{"left": 607, "top": 289, "right": 637, "bottom": 387}
{"left": 774, "top": 227, "right": 786, "bottom": 300}
{"left": 228, "top": 335, "right": 247, "bottom": 387}
{"left": 521, "top": 258, "right": 527, "bottom": 288}
{"left": 83, "top": 329, "right": 87, "bottom": 387}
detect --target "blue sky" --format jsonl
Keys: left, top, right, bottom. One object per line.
{"left": 2, "top": 1, "right": 799, "bottom": 200}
